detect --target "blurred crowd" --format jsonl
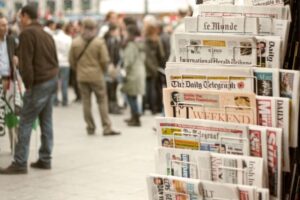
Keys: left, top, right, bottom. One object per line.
{"left": 2, "top": 6, "right": 193, "bottom": 127}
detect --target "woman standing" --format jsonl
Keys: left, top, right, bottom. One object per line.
{"left": 122, "top": 25, "right": 146, "bottom": 126}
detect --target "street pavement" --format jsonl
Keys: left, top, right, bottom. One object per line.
{"left": 0, "top": 95, "right": 157, "bottom": 200}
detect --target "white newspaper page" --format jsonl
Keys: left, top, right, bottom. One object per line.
{"left": 210, "top": 153, "right": 264, "bottom": 187}
{"left": 253, "top": 68, "right": 280, "bottom": 97}
{"left": 201, "top": 0, "right": 284, "bottom": 5}
{"left": 174, "top": 33, "right": 257, "bottom": 66}
{"left": 266, "top": 128, "right": 282, "bottom": 200}
{"left": 279, "top": 70, "right": 300, "bottom": 148}
{"left": 275, "top": 97, "right": 290, "bottom": 172}
{"left": 156, "top": 117, "right": 250, "bottom": 155}
{"left": 185, "top": 16, "right": 258, "bottom": 35}
{"left": 255, "top": 36, "right": 282, "bottom": 69}
{"left": 147, "top": 174, "right": 203, "bottom": 200}
{"left": 163, "top": 88, "right": 257, "bottom": 125}
{"left": 165, "top": 63, "right": 254, "bottom": 92}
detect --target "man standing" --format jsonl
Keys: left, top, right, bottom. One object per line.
{"left": 69, "top": 18, "right": 120, "bottom": 136}
{"left": 0, "top": 5, "right": 58, "bottom": 174}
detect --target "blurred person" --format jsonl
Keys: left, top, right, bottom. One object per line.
{"left": 168, "top": 6, "right": 192, "bottom": 62}
{"left": 69, "top": 18, "right": 120, "bottom": 136}
{"left": 0, "top": 15, "right": 19, "bottom": 149}
{"left": 143, "top": 15, "right": 165, "bottom": 115}
{"left": 53, "top": 22, "right": 72, "bottom": 106}
{"left": 43, "top": 19, "right": 56, "bottom": 36}
{"left": 122, "top": 24, "right": 145, "bottom": 126}
{"left": 99, "top": 11, "right": 118, "bottom": 37}
{"left": 104, "top": 23, "right": 123, "bottom": 114}
{"left": 0, "top": 5, "right": 59, "bottom": 174}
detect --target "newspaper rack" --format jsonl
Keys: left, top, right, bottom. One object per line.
{"left": 164, "top": 189, "right": 230, "bottom": 200}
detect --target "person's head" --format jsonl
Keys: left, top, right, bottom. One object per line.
{"left": 56, "top": 22, "right": 64, "bottom": 31}
{"left": 105, "top": 11, "right": 118, "bottom": 24}
{"left": 0, "top": 15, "right": 8, "bottom": 39}
{"left": 65, "top": 22, "right": 74, "bottom": 35}
{"left": 123, "top": 16, "right": 137, "bottom": 27}
{"left": 20, "top": 5, "right": 38, "bottom": 28}
{"left": 171, "top": 92, "right": 180, "bottom": 103}
{"left": 162, "top": 138, "right": 170, "bottom": 147}
{"left": 125, "top": 24, "right": 140, "bottom": 42}
{"left": 81, "top": 18, "right": 97, "bottom": 41}
{"left": 257, "top": 41, "right": 266, "bottom": 55}
{"left": 143, "top": 15, "right": 159, "bottom": 40}
{"left": 45, "top": 19, "right": 56, "bottom": 31}
{"left": 108, "top": 23, "right": 119, "bottom": 37}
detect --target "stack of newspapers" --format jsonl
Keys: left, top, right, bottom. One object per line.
{"left": 147, "top": 1, "right": 300, "bottom": 200}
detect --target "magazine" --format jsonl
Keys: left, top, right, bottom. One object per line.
{"left": 185, "top": 16, "right": 259, "bottom": 35}
{"left": 147, "top": 174, "right": 202, "bottom": 200}
{"left": 165, "top": 62, "right": 255, "bottom": 93}
{"left": 155, "top": 147, "right": 264, "bottom": 187}
{"left": 174, "top": 33, "right": 257, "bottom": 66}
{"left": 279, "top": 69, "right": 300, "bottom": 148}
{"left": 253, "top": 68, "right": 280, "bottom": 97}
{"left": 156, "top": 117, "right": 250, "bottom": 155}
{"left": 255, "top": 36, "right": 282, "bottom": 69}
{"left": 266, "top": 128, "right": 282, "bottom": 200}
{"left": 163, "top": 88, "right": 257, "bottom": 125}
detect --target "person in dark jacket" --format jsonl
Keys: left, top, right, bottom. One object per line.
{"left": 0, "top": 5, "right": 59, "bottom": 174}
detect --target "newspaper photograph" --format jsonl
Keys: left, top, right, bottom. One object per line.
{"left": 248, "top": 126, "right": 269, "bottom": 187}
{"left": 174, "top": 33, "right": 257, "bottom": 66}
{"left": 279, "top": 70, "right": 300, "bottom": 148}
{"left": 255, "top": 36, "right": 281, "bottom": 69}
{"left": 156, "top": 117, "right": 250, "bottom": 155}
{"left": 165, "top": 62, "right": 254, "bottom": 93}
{"left": 210, "top": 153, "right": 264, "bottom": 187}
{"left": 185, "top": 16, "right": 258, "bottom": 35}
{"left": 147, "top": 174, "right": 202, "bottom": 200}
{"left": 163, "top": 88, "right": 257, "bottom": 125}
{"left": 253, "top": 68, "right": 280, "bottom": 97}
{"left": 266, "top": 128, "right": 282, "bottom": 200}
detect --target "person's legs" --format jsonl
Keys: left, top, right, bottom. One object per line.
{"left": 91, "top": 81, "right": 112, "bottom": 134}
{"left": 60, "top": 67, "right": 70, "bottom": 106}
{"left": 78, "top": 82, "right": 95, "bottom": 134}
{"left": 126, "top": 95, "right": 141, "bottom": 126}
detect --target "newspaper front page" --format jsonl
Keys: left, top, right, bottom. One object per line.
{"left": 174, "top": 33, "right": 257, "bottom": 66}
{"left": 201, "top": 0, "right": 284, "bottom": 6}
{"left": 156, "top": 117, "right": 250, "bottom": 155}
{"left": 165, "top": 63, "right": 254, "bottom": 93}
{"left": 279, "top": 70, "right": 300, "bottom": 148}
{"left": 163, "top": 88, "right": 257, "bottom": 125}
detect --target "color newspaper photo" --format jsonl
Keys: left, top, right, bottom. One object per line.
{"left": 253, "top": 68, "right": 280, "bottom": 97}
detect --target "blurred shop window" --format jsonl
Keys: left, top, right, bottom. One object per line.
{"left": 81, "top": 0, "right": 91, "bottom": 11}
{"left": 46, "top": 0, "right": 56, "bottom": 15}
{"left": 28, "top": 0, "right": 39, "bottom": 10}
{"left": 14, "top": 2, "right": 23, "bottom": 12}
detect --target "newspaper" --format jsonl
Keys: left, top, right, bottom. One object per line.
{"left": 253, "top": 68, "right": 280, "bottom": 97}
{"left": 272, "top": 19, "right": 290, "bottom": 64}
{"left": 185, "top": 16, "right": 259, "bottom": 35}
{"left": 210, "top": 152, "right": 264, "bottom": 187}
{"left": 174, "top": 33, "right": 257, "bottom": 66}
{"left": 201, "top": 0, "right": 284, "bottom": 6}
{"left": 147, "top": 174, "right": 259, "bottom": 200}
{"left": 155, "top": 147, "right": 264, "bottom": 187}
{"left": 255, "top": 36, "right": 281, "bottom": 69}
{"left": 248, "top": 126, "right": 268, "bottom": 186}
{"left": 279, "top": 69, "right": 300, "bottom": 148}
{"left": 163, "top": 88, "right": 257, "bottom": 125}
{"left": 147, "top": 174, "right": 202, "bottom": 200}
{"left": 256, "top": 96, "right": 290, "bottom": 172}
{"left": 266, "top": 128, "right": 282, "bottom": 200}
{"left": 156, "top": 117, "right": 250, "bottom": 155}
{"left": 165, "top": 62, "right": 255, "bottom": 93}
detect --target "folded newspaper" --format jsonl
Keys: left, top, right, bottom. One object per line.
{"left": 174, "top": 33, "right": 257, "bottom": 66}
{"left": 256, "top": 96, "right": 290, "bottom": 172}
{"left": 253, "top": 68, "right": 280, "bottom": 97}
{"left": 185, "top": 16, "right": 259, "bottom": 34}
{"left": 163, "top": 88, "right": 257, "bottom": 125}
{"left": 279, "top": 69, "right": 300, "bottom": 148}
{"left": 155, "top": 147, "right": 264, "bottom": 187}
{"left": 156, "top": 117, "right": 250, "bottom": 155}
{"left": 147, "top": 174, "right": 265, "bottom": 200}
{"left": 165, "top": 62, "right": 255, "bottom": 93}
